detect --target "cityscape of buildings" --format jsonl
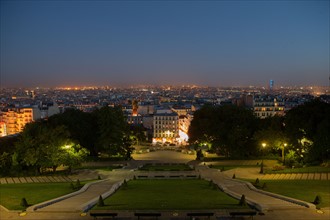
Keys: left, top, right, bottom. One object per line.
{"left": 1, "top": 83, "right": 329, "bottom": 144}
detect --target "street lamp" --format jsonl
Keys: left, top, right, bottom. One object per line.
{"left": 282, "top": 143, "right": 287, "bottom": 164}
{"left": 260, "top": 143, "right": 266, "bottom": 174}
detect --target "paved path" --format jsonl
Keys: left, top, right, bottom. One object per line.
{"left": 197, "top": 165, "right": 308, "bottom": 211}
{"left": 33, "top": 170, "right": 133, "bottom": 212}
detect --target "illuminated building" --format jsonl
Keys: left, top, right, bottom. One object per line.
{"left": 178, "top": 113, "right": 193, "bottom": 145}
{"left": 171, "top": 105, "right": 191, "bottom": 116}
{"left": 1, "top": 108, "right": 35, "bottom": 135}
{"left": 253, "top": 96, "right": 285, "bottom": 119}
{"left": 0, "top": 103, "right": 59, "bottom": 136}
{"left": 132, "top": 100, "right": 138, "bottom": 116}
{"left": 152, "top": 112, "right": 179, "bottom": 145}
{"left": 0, "top": 122, "right": 7, "bottom": 137}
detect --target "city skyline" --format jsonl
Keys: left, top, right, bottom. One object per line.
{"left": 1, "top": 0, "right": 329, "bottom": 88}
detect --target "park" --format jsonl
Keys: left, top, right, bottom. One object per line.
{"left": 0, "top": 149, "right": 329, "bottom": 220}
{"left": 1, "top": 101, "right": 330, "bottom": 219}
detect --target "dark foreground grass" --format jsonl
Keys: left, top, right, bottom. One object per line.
{"left": 246, "top": 179, "right": 330, "bottom": 208}
{"left": 0, "top": 182, "right": 86, "bottom": 210}
{"left": 78, "top": 165, "right": 123, "bottom": 171}
{"left": 211, "top": 165, "right": 259, "bottom": 171}
{"left": 95, "top": 179, "right": 244, "bottom": 210}
{"left": 139, "top": 164, "right": 193, "bottom": 171}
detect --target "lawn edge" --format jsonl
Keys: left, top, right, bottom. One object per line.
{"left": 26, "top": 179, "right": 104, "bottom": 212}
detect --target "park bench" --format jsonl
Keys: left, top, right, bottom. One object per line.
{"left": 134, "top": 212, "right": 161, "bottom": 219}
{"left": 89, "top": 211, "right": 118, "bottom": 219}
{"left": 187, "top": 212, "right": 214, "bottom": 220}
{"left": 229, "top": 211, "right": 257, "bottom": 219}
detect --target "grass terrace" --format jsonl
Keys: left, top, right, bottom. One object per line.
{"left": 78, "top": 165, "right": 123, "bottom": 171}
{"left": 0, "top": 181, "right": 88, "bottom": 210}
{"left": 139, "top": 163, "right": 193, "bottom": 171}
{"left": 94, "top": 179, "right": 246, "bottom": 210}
{"left": 210, "top": 165, "right": 259, "bottom": 171}
{"left": 265, "top": 166, "right": 330, "bottom": 174}
{"left": 245, "top": 179, "right": 330, "bottom": 208}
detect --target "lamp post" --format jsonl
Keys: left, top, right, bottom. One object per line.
{"left": 282, "top": 143, "right": 287, "bottom": 164}
{"left": 260, "top": 143, "right": 266, "bottom": 174}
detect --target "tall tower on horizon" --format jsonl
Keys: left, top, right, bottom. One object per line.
{"left": 269, "top": 79, "right": 274, "bottom": 92}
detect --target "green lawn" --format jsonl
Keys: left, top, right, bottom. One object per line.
{"left": 0, "top": 182, "right": 86, "bottom": 210}
{"left": 94, "top": 179, "right": 245, "bottom": 210}
{"left": 248, "top": 180, "right": 330, "bottom": 208}
{"left": 139, "top": 164, "right": 193, "bottom": 171}
{"left": 265, "top": 166, "right": 330, "bottom": 174}
{"left": 78, "top": 165, "right": 123, "bottom": 171}
{"left": 211, "top": 165, "right": 259, "bottom": 171}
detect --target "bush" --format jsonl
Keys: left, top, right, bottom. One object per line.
{"left": 239, "top": 194, "right": 247, "bottom": 206}
{"left": 255, "top": 178, "right": 259, "bottom": 185}
{"left": 98, "top": 195, "right": 104, "bottom": 207}
{"left": 75, "top": 179, "right": 81, "bottom": 188}
{"left": 98, "top": 175, "right": 101, "bottom": 180}
{"left": 262, "top": 183, "right": 267, "bottom": 189}
{"left": 209, "top": 180, "right": 213, "bottom": 186}
{"left": 313, "top": 195, "right": 322, "bottom": 205}
{"left": 70, "top": 182, "right": 75, "bottom": 190}
{"left": 20, "top": 198, "right": 28, "bottom": 208}
{"left": 232, "top": 174, "right": 236, "bottom": 179}
{"left": 133, "top": 175, "right": 136, "bottom": 180}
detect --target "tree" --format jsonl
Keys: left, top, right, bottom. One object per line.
{"left": 284, "top": 99, "right": 330, "bottom": 163}
{"left": 60, "top": 144, "right": 89, "bottom": 173}
{"left": 15, "top": 121, "right": 88, "bottom": 174}
{"left": 189, "top": 105, "right": 258, "bottom": 158}
{"left": 94, "top": 106, "right": 132, "bottom": 158}
{"left": 129, "top": 124, "right": 147, "bottom": 145}
{"left": 48, "top": 109, "right": 98, "bottom": 156}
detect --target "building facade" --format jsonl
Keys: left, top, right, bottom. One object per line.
{"left": 152, "top": 112, "right": 179, "bottom": 144}
{"left": 1, "top": 108, "right": 35, "bottom": 135}
{"left": 253, "top": 96, "right": 285, "bottom": 119}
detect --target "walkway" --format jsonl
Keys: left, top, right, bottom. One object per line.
{"left": 31, "top": 170, "right": 133, "bottom": 212}
{"left": 197, "top": 165, "right": 309, "bottom": 211}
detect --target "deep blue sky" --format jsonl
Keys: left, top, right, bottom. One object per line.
{"left": 1, "top": 0, "right": 329, "bottom": 88}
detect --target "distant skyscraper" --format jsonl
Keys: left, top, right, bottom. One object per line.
{"left": 269, "top": 80, "right": 274, "bottom": 91}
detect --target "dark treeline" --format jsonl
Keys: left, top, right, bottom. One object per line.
{"left": 1, "top": 100, "right": 329, "bottom": 176}
{"left": 189, "top": 99, "right": 330, "bottom": 165}
{"left": 0, "top": 106, "right": 135, "bottom": 176}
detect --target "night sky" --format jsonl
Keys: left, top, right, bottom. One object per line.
{"left": 0, "top": 0, "right": 329, "bottom": 88}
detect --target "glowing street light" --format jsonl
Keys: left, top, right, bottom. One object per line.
{"left": 63, "top": 144, "right": 71, "bottom": 149}
{"left": 282, "top": 143, "right": 287, "bottom": 164}
{"left": 260, "top": 143, "right": 267, "bottom": 174}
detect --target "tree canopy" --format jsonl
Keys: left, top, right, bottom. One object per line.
{"left": 189, "top": 105, "right": 258, "bottom": 158}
